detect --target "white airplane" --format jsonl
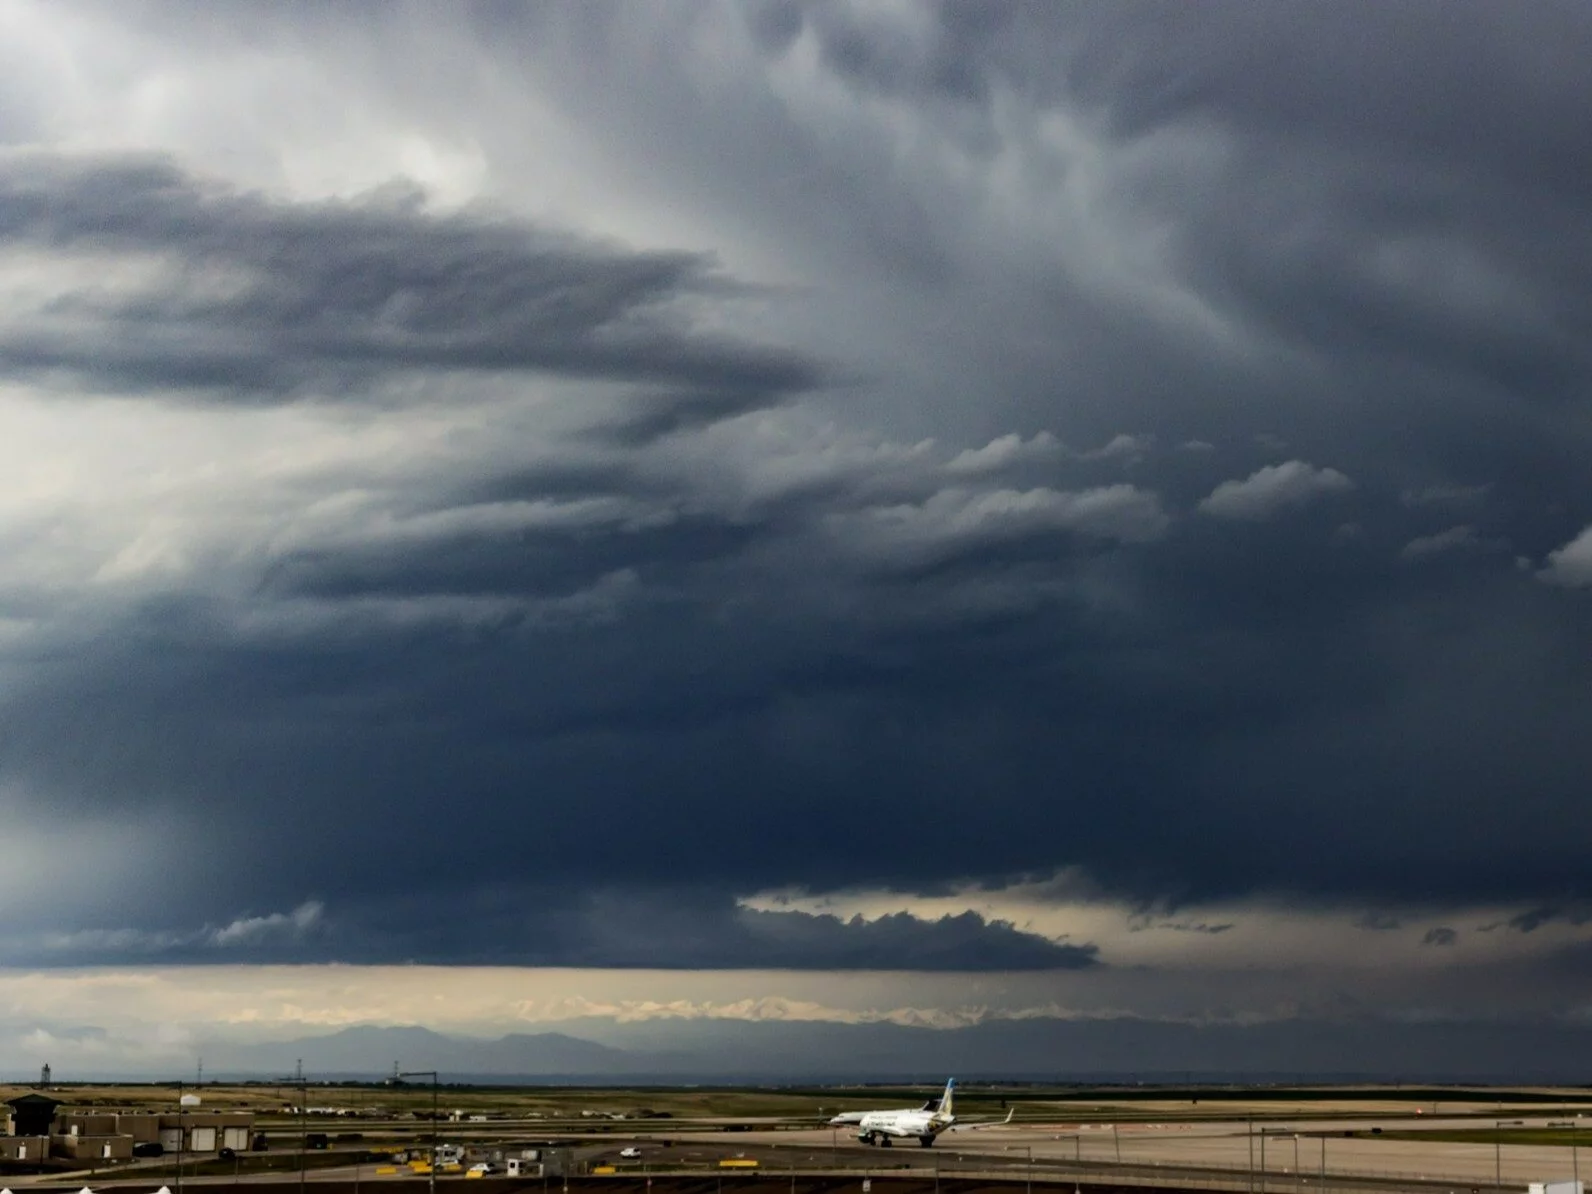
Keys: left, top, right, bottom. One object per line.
{"left": 830, "top": 1079, "right": 1011, "bottom": 1148}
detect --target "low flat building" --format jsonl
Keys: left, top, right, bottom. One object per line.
{"left": 0, "top": 1135, "right": 47, "bottom": 1162}
{"left": 53, "top": 1108, "right": 254, "bottom": 1159}
{"left": 54, "top": 1134, "right": 133, "bottom": 1163}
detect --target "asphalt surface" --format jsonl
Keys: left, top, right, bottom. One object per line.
{"left": 19, "top": 1109, "right": 1592, "bottom": 1192}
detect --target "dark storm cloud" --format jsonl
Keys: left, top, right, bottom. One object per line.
{"left": 259, "top": 509, "right": 755, "bottom": 604}
{"left": 7, "top": 1, "right": 1592, "bottom": 974}
{"left": 1043, "top": 3, "right": 1592, "bottom": 499}
{"left": 1496, "top": 907, "right": 1592, "bottom": 934}
{"left": 757, "top": 1, "right": 1592, "bottom": 478}
{"left": 1, "top": 894, "right": 1094, "bottom": 971}
{"left": 0, "top": 153, "right": 820, "bottom": 404}
{"left": 1355, "top": 913, "right": 1402, "bottom": 933}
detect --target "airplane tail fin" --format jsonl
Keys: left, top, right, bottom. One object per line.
{"left": 939, "top": 1078, "right": 955, "bottom": 1118}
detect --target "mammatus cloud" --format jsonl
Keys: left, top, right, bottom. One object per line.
{"left": 1198, "top": 461, "right": 1354, "bottom": 520}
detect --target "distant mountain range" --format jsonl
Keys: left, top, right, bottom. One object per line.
{"left": 205, "top": 1026, "right": 641, "bottom": 1078}
{"left": 181, "top": 1016, "right": 1592, "bottom": 1084}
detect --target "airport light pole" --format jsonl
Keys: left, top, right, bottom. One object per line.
{"left": 1024, "top": 1144, "right": 1032, "bottom": 1194}
{"left": 1291, "top": 1135, "right": 1299, "bottom": 1194}
{"left": 1496, "top": 1120, "right": 1523, "bottom": 1194}
{"left": 275, "top": 1073, "right": 309, "bottom": 1194}
{"left": 1248, "top": 1117, "right": 1254, "bottom": 1194}
{"left": 175, "top": 1079, "right": 184, "bottom": 1194}
{"left": 401, "top": 1071, "right": 440, "bottom": 1194}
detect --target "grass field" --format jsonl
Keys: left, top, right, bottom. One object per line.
{"left": 9, "top": 1081, "right": 1592, "bottom": 1130}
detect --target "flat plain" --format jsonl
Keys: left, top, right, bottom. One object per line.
{"left": 7, "top": 1084, "right": 1592, "bottom": 1191}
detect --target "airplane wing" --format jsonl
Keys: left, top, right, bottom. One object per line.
{"left": 946, "top": 1109, "right": 1015, "bottom": 1131}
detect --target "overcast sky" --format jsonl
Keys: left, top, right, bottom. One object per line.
{"left": 3, "top": 0, "right": 1592, "bottom": 1077}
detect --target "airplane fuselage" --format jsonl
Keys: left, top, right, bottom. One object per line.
{"left": 855, "top": 1108, "right": 949, "bottom": 1146}
{"left": 833, "top": 1079, "right": 960, "bottom": 1147}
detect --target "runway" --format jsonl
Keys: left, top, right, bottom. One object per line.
{"left": 700, "top": 1117, "right": 1591, "bottom": 1190}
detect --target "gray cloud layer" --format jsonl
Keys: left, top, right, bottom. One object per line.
{"left": 0, "top": 154, "right": 819, "bottom": 412}
{"left": 1, "top": 2, "right": 1592, "bottom": 982}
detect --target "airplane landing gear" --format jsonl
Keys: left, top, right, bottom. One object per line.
{"left": 918, "top": 1136, "right": 935, "bottom": 1148}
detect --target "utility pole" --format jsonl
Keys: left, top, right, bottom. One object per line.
{"left": 401, "top": 1070, "right": 440, "bottom": 1194}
